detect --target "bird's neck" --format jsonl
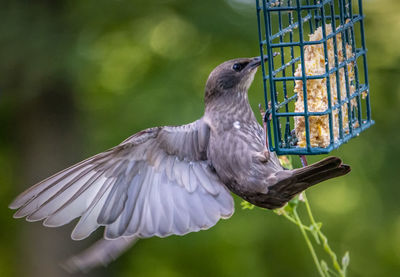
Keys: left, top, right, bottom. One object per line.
{"left": 204, "top": 90, "right": 257, "bottom": 128}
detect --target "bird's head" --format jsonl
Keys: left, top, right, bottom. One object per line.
{"left": 204, "top": 56, "right": 271, "bottom": 104}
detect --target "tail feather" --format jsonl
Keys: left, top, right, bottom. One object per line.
{"left": 249, "top": 156, "right": 351, "bottom": 210}
{"left": 300, "top": 164, "right": 351, "bottom": 187}
{"left": 284, "top": 164, "right": 351, "bottom": 198}
{"left": 291, "top": 156, "right": 342, "bottom": 181}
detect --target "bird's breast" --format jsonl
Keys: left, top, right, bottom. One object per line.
{"left": 207, "top": 119, "right": 266, "bottom": 183}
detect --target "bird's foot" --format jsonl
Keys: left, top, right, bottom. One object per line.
{"left": 255, "top": 149, "right": 270, "bottom": 163}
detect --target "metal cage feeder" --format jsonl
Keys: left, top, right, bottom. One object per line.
{"left": 256, "top": 0, "right": 373, "bottom": 155}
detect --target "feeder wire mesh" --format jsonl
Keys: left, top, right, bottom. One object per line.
{"left": 256, "top": 0, "right": 373, "bottom": 155}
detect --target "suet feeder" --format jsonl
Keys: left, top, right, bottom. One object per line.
{"left": 256, "top": 0, "right": 373, "bottom": 155}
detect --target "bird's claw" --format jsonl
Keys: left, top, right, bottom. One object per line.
{"left": 256, "top": 149, "right": 270, "bottom": 163}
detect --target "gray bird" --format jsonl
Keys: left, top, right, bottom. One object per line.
{"left": 9, "top": 56, "right": 350, "bottom": 272}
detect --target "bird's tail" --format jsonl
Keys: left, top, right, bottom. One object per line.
{"left": 291, "top": 156, "right": 350, "bottom": 186}
{"left": 254, "top": 156, "right": 350, "bottom": 209}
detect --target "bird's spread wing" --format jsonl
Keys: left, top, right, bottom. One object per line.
{"left": 10, "top": 119, "right": 234, "bottom": 240}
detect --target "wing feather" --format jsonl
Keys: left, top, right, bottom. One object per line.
{"left": 43, "top": 172, "right": 107, "bottom": 227}
{"left": 10, "top": 118, "right": 234, "bottom": 243}
{"left": 14, "top": 164, "right": 95, "bottom": 219}
{"left": 70, "top": 178, "right": 115, "bottom": 240}
{"left": 29, "top": 170, "right": 104, "bottom": 223}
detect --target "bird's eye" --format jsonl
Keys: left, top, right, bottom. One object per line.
{"left": 232, "top": 63, "right": 243, "bottom": 72}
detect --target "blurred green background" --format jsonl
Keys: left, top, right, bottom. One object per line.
{"left": 0, "top": 0, "right": 399, "bottom": 276}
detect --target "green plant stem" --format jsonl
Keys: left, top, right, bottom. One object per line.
{"left": 303, "top": 193, "right": 345, "bottom": 277}
{"left": 292, "top": 207, "right": 327, "bottom": 277}
{"left": 280, "top": 210, "right": 312, "bottom": 231}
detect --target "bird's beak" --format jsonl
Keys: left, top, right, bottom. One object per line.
{"left": 249, "top": 53, "right": 279, "bottom": 69}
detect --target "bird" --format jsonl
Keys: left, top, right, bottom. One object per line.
{"left": 9, "top": 56, "right": 351, "bottom": 272}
